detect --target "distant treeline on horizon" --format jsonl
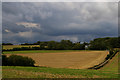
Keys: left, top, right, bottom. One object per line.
{"left": 2, "top": 37, "right": 120, "bottom": 51}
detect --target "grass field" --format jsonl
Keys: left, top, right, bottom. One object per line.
{"left": 2, "top": 50, "right": 119, "bottom": 78}
{"left": 2, "top": 50, "right": 86, "bottom": 54}
{"left": 3, "top": 45, "right": 40, "bottom": 50}
{"left": 2, "top": 65, "right": 118, "bottom": 78}
{"left": 100, "top": 52, "right": 118, "bottom": 72}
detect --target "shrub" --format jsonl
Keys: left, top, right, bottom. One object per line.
{"left": 3, "top": 55, "right": 35, "bottom": 66}
{"left": 2, "top": 55, "right": 8, "bottom": 66}
{"left": 105, "top": 49, "right": 119, "bottom": 60}
{"left": 32, "top": 47, "right": 40, "bottom": 50}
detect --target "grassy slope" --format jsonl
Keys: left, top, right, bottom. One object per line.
{"left": 99, "top": 52, "right": 118, "bottom": 72}
{"left": 2, "top": 66, "right": 118, "bottom": 78}
{"left": 2, "top": 53, "right": 119, "bottom": 78}
{"left": 99, "top": 53, "right": 120, "bottom": 74}
{"left": 2, "top": 51, "right": 119, "bottom": 78}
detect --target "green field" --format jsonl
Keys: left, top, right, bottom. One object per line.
{"left": 2, "top": 65, "right": 118, "bottom": 78}
{"left": 2, "top": 51, "right": 119, "bottom": 78}
{"left": 2, "top": 50, "right": 86, "bottom": 54}
{"left": 100, "top": 52, "right": 118, "bottom": 72}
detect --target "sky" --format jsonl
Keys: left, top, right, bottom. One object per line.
{"left": 2, "top": 0, "right": 119, "bottom": 2}
{"left": 2, "top": 2, "right": 118, "bottom": 44}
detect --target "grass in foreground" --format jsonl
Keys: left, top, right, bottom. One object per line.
{"left": 2, "top": 66, "right": 118, "bottom": 78}
{"left": 2, "top": 51, "right": 118, "bottom": 78}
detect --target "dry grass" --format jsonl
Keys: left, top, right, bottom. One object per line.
{"left": 6, "top": 51, "right": 108, "bottom": 69}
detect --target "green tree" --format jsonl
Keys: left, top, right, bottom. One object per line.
{"left": 2, "top": 55, "right": 8, "bottom": 66}
{"left": 72, "top": 43, "right": 81, "bottom": 50}
{"left": 60, "top": 40, "right": 73, "bottom": 50}
{"left": 47, "top": 41, "right": 57, "bottom": 50}
{"left": 7, "top": 55, "right": 35, "bottom": 66}
{"left": 89, "top": 37, "right": 120, "bottom": 50}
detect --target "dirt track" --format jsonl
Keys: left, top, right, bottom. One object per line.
{"left": 6, "top": 51, "right": 108, "bottom": 69}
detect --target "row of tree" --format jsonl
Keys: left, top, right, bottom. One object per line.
{"left": 2, "top": 43, "right": 13, "bottom": 45}
{"left": 3, "top": 37, "right": 120, "bottom": 51}
{"left": 3, "top": 40, "right": 87, "bottom": 51}
{"left": 89, "top": 37, "right": 120, "bottom": 50}
{"left": 39, "top": 40, "right": 88, "bottom": 50}
{"left": 20, "top": 37, "right": 120, "bottom": 50}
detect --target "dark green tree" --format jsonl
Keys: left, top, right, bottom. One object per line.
{"left": 60, "top": 40, "right": 73, "bottom": 50}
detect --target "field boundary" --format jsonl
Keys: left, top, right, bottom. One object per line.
{"left": 88, "top": 50, "right": 119, "bottom": 69}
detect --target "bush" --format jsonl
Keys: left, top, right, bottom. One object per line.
{"left": 105, "top": 49, "right": 119, "bottom": 60}
{"left": 2, "top": 55, "right": 35, "bottom": 66}
{"left": 32, "top": 47, "right": 40, "bottom": 50}
{"left": 2, "top": 55, "right": 8, "bottom": 66}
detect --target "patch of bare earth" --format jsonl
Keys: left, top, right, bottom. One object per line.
{"left": 6, "top": 51, "right": 108, "bottom": 69}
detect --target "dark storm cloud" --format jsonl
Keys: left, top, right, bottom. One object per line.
{"left": 2, "top": 2, "right": 118, "bottom": 44}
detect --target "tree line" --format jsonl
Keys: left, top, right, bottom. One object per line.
{"left": 2, "top": 37, "right": 120, "bottom": 51}
{"left": 89, "top": 37, "right": 120, "bottom": 50}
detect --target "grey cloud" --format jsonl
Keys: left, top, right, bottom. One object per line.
{"left": 2, "top": 2, "right": 118, "bottom": 44}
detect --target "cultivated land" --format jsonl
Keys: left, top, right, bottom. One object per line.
{"left": 5, "top": 51, "right": 108, "bottom": 69}
{"left": 2, "top": 52, "right": 119, "bottom": 78}
{"left": 3, "top": 45, "right": 39, "bottom": 50}
{"left": 2, "top": 50, "right": 119, "bottom": 78}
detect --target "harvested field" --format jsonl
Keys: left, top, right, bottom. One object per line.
{"left": 3, "top": 45, "right": 39, "bottom": 50}
{"left": 6, "top": 51, "right": 108, "bottom": 69}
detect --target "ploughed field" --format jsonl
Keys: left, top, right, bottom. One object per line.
{"left": 5, "top": 51, "right": 108, "bottom": 69}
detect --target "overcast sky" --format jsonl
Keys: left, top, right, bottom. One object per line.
{"left": 2, "top": 2, "right": 118, "bottom": 44}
